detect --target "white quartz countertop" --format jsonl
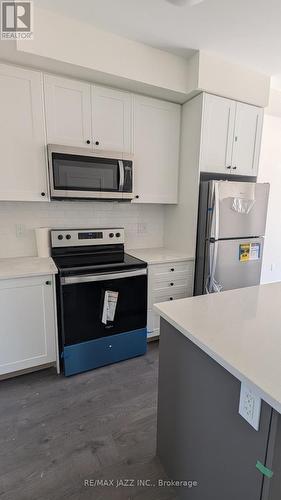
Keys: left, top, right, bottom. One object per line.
{"left": 126, "top": 247, "right": 194, "bottom": 264}
{"left": 155, "top": 283, "right": 281, "bottom": 415}
{"left": 0, "top": 257, "right": 57, "bottom": 280}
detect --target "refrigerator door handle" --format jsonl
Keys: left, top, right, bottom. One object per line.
{"left": 207, "top": 240, "right": 222, "bottom": 293}
{"left": 210, "top": 182, "right": 220, "bottom": 240}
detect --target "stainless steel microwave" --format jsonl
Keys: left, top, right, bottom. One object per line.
{"left": 47, "top": 145, "right": 134, "bottom": 200}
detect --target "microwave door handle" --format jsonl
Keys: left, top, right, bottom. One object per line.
{"left": 118, "top": 160, "right": 125, "bottom": 191}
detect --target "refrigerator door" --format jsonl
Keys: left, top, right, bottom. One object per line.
{"left": 208, "top": 237, "right": 264, "bottom": 292}
{"left": 211, "top": 181, "right": 269, "bottom": 239}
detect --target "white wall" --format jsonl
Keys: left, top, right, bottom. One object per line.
{"left": 198, "top": 51, "right": 270, "bottom": 108}
{"left": 16, "top": 7, "right": 193, "bottom": 100}
{"left": 259, "top": 103, "right": 281, "bottom": 283}
{"left": 0, "top": 201, "right": 164, "bottom": 258}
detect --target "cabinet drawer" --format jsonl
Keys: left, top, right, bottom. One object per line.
{"left": 150, "top": 285, "right": 190, "bottom": 306}
{"left": 152, "top": 273, "right": 188, "bottom": 289}
{"left": 150, "top": 261, "right": 191, "bottom": 276}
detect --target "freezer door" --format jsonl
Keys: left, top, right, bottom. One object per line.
{"left": 209, "top": 237, "right": 264, "bottom": 292}
{"left": 211, "top": 181, "right": 269, "bottom": 239}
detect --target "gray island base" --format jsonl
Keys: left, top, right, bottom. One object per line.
{"left": 157, "top": 319, "right": 281, "bottom": 500}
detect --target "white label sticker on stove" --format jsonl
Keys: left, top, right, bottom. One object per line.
{"left": 102, "top": 291, "right": 119, "bottom": 324}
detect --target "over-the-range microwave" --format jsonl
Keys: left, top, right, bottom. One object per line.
{"left": 47, "top": 145, "right": 134, "bottom": 201}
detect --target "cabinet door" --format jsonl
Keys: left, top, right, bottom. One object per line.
{"left": 44, "top": 74, "right": 92, "bottom": 148}
{"left": 200, "top": 93, "right": 236, "bottom": 174}
{"left": 0, "top": 64, "right": 48, "bottom": 201}
{"left": 133, "top": 96, "right": 180, "bottom": 204}
{"left": 231, "top": 103, "right": 264, "bottom": 176}
{"left": 92, "top": 85, "right": 132, "bottom": 153}
{"left": 0, "top": 276, "right": 57, "bottom": 376}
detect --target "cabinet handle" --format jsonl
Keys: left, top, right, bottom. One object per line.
{"left": 95, "top": 141, "right": 100, "bottom": 146}
{"left": 170, "top": 283, "right": 174, "bottom": 286}
{"left": 226, "top": 166, "right": 231, "bottom": 170}
{"left": 232, "top": 166, "right": 237, "bottom": 170}
{"left": 86, "top": 140, "right": 91, "bottom": 144}
{"left": 135, "top": 195, "right": 139, "bottom": 199}
{"left": 170, "top": 297, "right": 174, "bottom": 300}
{"left": 45, "top": 280, "right": 52, "bottom": 285}
{"left": 41, "top": 192, "right": 46, "bottom": 197}
{"left": 170, "top": 268, "right": 175, "bottom": 272}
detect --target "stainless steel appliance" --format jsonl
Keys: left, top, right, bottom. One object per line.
{"left": 194, "top": 180, "right": 270, "bottom": 295}
{"left": 48, "top": 145, "right": 133, "bottom": 200}
{"left": 52, "top": 228, "right": 147, "bottom": 376}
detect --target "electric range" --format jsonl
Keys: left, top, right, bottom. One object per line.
{"left": 52, "top": 228, "right": 147, "bottom": 376}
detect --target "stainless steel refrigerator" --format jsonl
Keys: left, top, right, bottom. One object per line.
{"left": 194, "top": 180, "right": 270, "bottom": 295}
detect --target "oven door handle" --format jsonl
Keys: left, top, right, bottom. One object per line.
{"left": 118, "top": 160, "right": 125, "bottom": 192}
{"left": 61, "top": 268, "right": 147, "bottom": 285}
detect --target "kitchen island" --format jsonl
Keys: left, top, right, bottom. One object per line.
{"left": 155, "top": 283, "right": 281, "bottom": 500}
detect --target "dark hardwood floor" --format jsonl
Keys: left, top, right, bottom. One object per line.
{"left": 0, "top": 342, "right": 177, "bottom": 500}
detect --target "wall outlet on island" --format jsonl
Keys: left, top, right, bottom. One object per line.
{"left": 239, "top": 383, "right": 261, "bottom": 431}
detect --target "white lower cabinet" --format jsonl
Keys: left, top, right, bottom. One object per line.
{"left": 0, "top": 275, "right": 57, "bottom": 376}
{"left": 147, "top": 260, "right": 194, "bottom": 339}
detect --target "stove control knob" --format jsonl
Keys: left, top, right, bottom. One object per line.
{"left": 58, "top": 234, "right": 63, "bottom": 240}
{"left": 66, "top": 234, "right": 71, "bottom": 240}
{"left": 109, "top": 233, "right": 114, "bottom": 238}
{"left": 116, "top": 232, "right": 121, "bottom": 238}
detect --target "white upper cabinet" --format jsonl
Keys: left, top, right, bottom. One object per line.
{"left": 92, "top": 85, "right": 132, "bottom": 153}
{"left": 44, "top": 74, "right": 92, "bottom": 148}
{"left": 0, "top": 64, "right": 48, "bottom": 202}
{"left": 231, "top": 102, "right": 263, "bottom": 176}
{"left": 200, "top": 93, "right": 264, "bottom": 176}
{"left": 133, "top": 96, "right": 180, "bottom": 204}
{"left": 44, "top": 75, "right": 132, "bottom": 153}
{"left": 200, "top": 94, "right": 235, "bottom": 174}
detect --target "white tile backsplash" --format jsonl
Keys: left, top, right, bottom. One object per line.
{"left": 0, "top": 201, "right": 164, "bottom": 258}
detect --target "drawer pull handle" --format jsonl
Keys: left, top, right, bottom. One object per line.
{"left": 170, "top": 297, "right": 173, "bottom": 301}
{"left": 108, "top": 344, "right": 112, "bottom": 349}
{"left": 170, "top": 283, "right": 174, "bottom": 286}
{"left": 170, "top": 268, "right": 175, "bottom": 272}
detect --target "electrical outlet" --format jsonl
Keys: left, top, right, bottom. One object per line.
{"left": 239, "top": 383, "right": 261, "bottom": 431}
{"left": 137, "top": 223, "right": 147, "bottom": 234}
{"left": 15, "top": 224, "right": 26, "bottom": 238}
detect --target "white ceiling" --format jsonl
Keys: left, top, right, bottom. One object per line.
{"left": 35, "top": 0, "right": 281, "bottom": 87}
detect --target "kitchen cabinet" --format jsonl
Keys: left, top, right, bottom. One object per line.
{"left": 92, "top": 85, "right": 132, "bottom": 153}
{"left": 44, "top": 74, "right": 92, "bottom": 148}
{"left": 0, "top": 64, "right": 48, "bottom": 202}
{"left": 44, "top": 75, "right": 132, "bottom": 153}
{"left": 147, "top": 260, "right": 194, "bottom": 338}
{"left": 200, "top": 94, "right": 236, "bottom": 174}
{"left": 200, "top": 93, "right": 263, "bottom": 176}
{"left": 231, "top": 102, "right": 263, "bottom": 176}
{"left": 133, "top": 96, "right": 181, "bottom": 204}
{"left": 0, "top": 275, "right": 57, "bottom": 376}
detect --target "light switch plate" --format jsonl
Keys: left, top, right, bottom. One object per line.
{"left": 239, "top": 383, "right": 261, "bottom": 431}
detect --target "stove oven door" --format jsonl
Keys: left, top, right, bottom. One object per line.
{"left": 59, "top": 268, "right": 147, "bottom": 375}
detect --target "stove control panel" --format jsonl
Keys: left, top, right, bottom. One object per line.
{"left": 51, "top": 228, "right": 124, "bottom": 247}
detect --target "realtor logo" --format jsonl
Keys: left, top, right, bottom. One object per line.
{"left": 1, "top": 1, "right": 33, "bottom": 39}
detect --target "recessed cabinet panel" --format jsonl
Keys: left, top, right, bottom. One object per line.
{"left": 200, "top": 94, "right": 236, "bottom": 174}
{"left": 0, "top": 276, "right": 57, "bottom": 375}
{"left": 92, "top": 86, "right": 132, "bottom": 153}
{"left": 44, "top": 74, "right": 92, "bottom": 148}
{"left": 232, "top": 102, "right": 263, "bottom": 176}
{"left": 133, "top": 96, "right": 180, "bottom": 204}
{"left": 0, "top": 64, "right": 48, "bottom": 201}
